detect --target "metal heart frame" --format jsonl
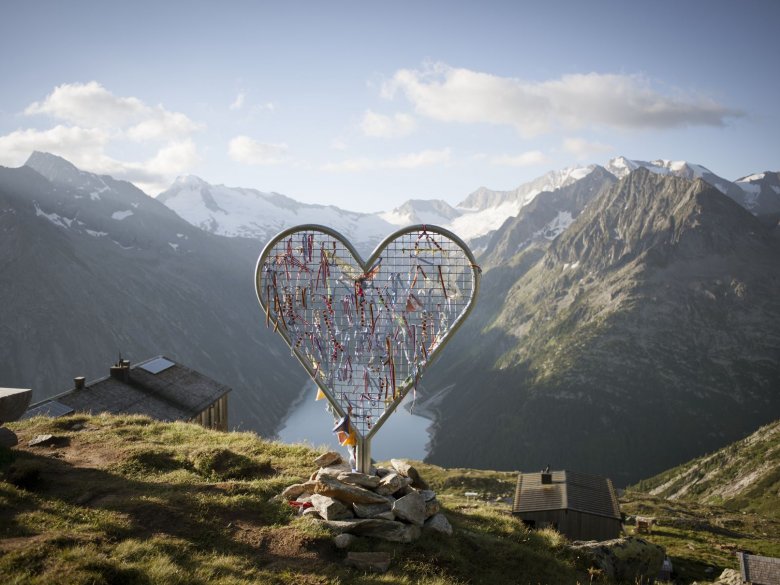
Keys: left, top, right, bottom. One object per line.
{"left": 255, "top": 224, "right": 481, "bottom": 472}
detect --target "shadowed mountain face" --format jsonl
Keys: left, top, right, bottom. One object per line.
{"left": 0, "top": 153, "right": 306, "bottom": 433}
{"left": 422, "top": 169, "right": 780, "bottom": 486}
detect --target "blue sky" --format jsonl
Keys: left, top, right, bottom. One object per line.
{"left": 0, "top": 0, "right": 777, "bottom": 212}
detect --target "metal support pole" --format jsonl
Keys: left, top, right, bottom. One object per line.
{"left": 356, "top": 436, "right": 371, "bottom": 474}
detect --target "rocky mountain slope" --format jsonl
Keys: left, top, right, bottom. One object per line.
{"left": 420, "top": 169, "right": 780, "bottom": 486}
{"left": 478, "top": 166, "right": 616, "bottom": 268}
{"left": 633, "top": 417, "right": 780, "bottom": 519}
{"left": 0, "top": 152, "right": 306, "bottom": 432}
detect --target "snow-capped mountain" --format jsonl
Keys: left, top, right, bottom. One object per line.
{"left": 735, "top": 171, "right": 780, "bottom": 216}
{"left": 156, "top": 156, "right": 779, "bottom": 255}
{"left": 604, "top": 156, "right": 752, "bottom": 211}
{"left": 158, "top": 176, "right": 396, "bottom": 255}
{"left": 379, "top": 199, "right": 462, "bottom": 227}
{"left": 448, "top": 165, "right": 596, "bottom": 241}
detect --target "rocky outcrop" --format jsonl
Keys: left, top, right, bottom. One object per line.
{"left": 281, "top": 456, "right": 447, "bottom": 544}
{"left": 569, "top": 536, "right": 665, "bottom": 584}
{"left": 712, "top": 568, "right": 742, "bottom": 585}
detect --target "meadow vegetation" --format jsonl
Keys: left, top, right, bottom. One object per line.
{"left": 2, "top": 414, "right": 779, "bottom": 584}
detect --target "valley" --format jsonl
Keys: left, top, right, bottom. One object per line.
{"left": 1, "top": 151, "right": 778, "bottom": 486}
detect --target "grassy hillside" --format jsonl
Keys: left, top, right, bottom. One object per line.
{"left": 632, "top": 418, "right": 780, "bottom": 519}
{"left": 4, "top": 414, "right": 780, "bottom": 584}
{"left": 620, "top": 491, "right": 780, "bottom": 583}
{"left": 1, "top": 414, "right": 575, "bottom": 585}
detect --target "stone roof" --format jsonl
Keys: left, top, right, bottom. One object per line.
{"left": 24, "top": 356, "right": 230, "bottom": 422}
{"left": 512, "top": 470, "right": 620, "bottom": 520}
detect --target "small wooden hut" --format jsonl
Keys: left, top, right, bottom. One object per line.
{"left": 512, "top": 469, "right": 621, "bottom": 541}
{"left": 23, "top": 356, "right": 230, "bottom": 430}
{"left": 739, "top": 552, "right": 780, "bottom": 585}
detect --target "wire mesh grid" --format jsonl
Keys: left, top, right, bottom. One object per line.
{"left": 256, "top": 225, "right": 479, "bottom": 439}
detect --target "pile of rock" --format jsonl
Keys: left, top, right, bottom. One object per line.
{"left": 280, "top": 453, "right": 451, "bottom": 543}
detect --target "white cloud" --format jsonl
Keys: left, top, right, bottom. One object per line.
{"left": 562, "top": 137, "right": 613, "bottom": 159}
{"left": 361, "top": 110, "right": 416, "bottom": 138}
{"left": 25, "top": 81, "right": 201, "bottom": 139}
{"left": 0, "top": 125, "right": 109, "bottom": 167}
{"left": 321, "top": 148, "right": 451, "bottom": 172}
{"left": 0, "top": 127, "right": 198, "bottom": 194}
{"left": 101, "top": 140, "right": 201, "bottom": 193}
{"left": 228, "top": 135, "right": 289, "bottom": 165}
{"left": 382, "top": 62, "right": 743, "bottom": 137}
{"left": 126, "top": 110, "right": 200, "bottom": 141}
{"left": 0, "top": 81, "right": 203, "bottom": 194}
{"left": 490, "top": 150, "right": 549, "bottom": 167}
{"left": 25, "top": 81, "right": 146, "bottom": 127}
{"left": 229, "top": 92, "right": 246, "bottom": 110}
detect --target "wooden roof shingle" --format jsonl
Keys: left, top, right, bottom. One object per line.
{"left": 24, "top": 356, "right": 230, "bottom": 423}
{"left": 512, "top": 470, "right": 620, "bottom": 520}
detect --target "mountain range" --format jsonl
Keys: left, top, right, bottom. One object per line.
{"left": 0, "top": 152, "right": 307, "bottom": 433}
{"left": 420, "top": 168, "right": 780, "bottom": 485}
{"left": 157, "top": 156, "right": 780, "bottom": 257}
{"left": 2, "top": 151, "right": 779, "bottom": 485}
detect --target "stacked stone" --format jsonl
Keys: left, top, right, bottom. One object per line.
{"left": 280, "top": 452, "right": 452, "bottom": 543}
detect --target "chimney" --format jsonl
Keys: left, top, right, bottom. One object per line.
{"left": 74, "top": 376, "right": 86, "bottom": 390}
{"left": 109, "top": 359, "right": 131, "bottom": 382}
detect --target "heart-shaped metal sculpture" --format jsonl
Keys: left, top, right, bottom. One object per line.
{"left": 255, "top": 224, "right": 480, "bottom": 471}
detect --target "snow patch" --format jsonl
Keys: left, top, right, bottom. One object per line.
{"left": 90, "top": 191, "right": 102, "bottom": 201}
{"left": 379, "top": 209, "right": 414, "bottom": 226}
{"left": 535, "top": 211, "right": 574, "bottom": 240}
{"left": 111, "top": 210, "right": 134, "bottom": 220}
{"left": 35, "top": 204, "right": 72, "bottom": 228}
{"left": 168, "top": 242, "right": 179, "bottom": 251}
{"left": 86, "top": 229, "right": 108, "bottom": 237}
{"left": 739, "top": 172, "right": 766, "bottom": 183}
{"left": 448, "top": 200, "right": 526, "bottom": 241}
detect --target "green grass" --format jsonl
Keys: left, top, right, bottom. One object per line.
{"left": 620, "top": 491, "right": 780, "bottom": 584}
{"left": 1, "top": 414, "right": 578, "bottom": 585}
{"left": 4, "top": 414, "right": 780, "bottom": 584}
{"left": 629, "top": 419, "right": 780, "bottom": 520}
